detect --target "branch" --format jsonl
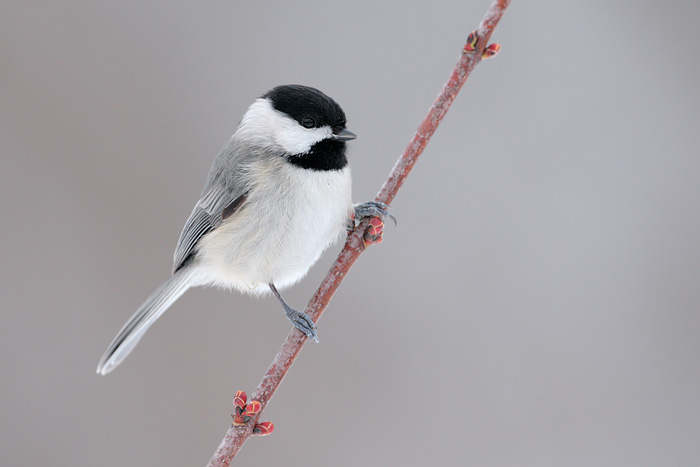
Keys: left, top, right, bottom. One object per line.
{"left": 207, "top": 1, "right": 511, "bottom": 464}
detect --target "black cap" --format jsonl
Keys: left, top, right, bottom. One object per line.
{"left": 263, "top": 85, "right": 347, "bottom": 132}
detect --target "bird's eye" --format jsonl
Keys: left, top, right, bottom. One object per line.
{"left": 301, "top": 117, "right": 315, "bottom": 128}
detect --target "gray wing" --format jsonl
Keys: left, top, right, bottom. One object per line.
{"left": 172, "top": 183, "right": 249, "bottom": 273}
{"left": 172, "top": 137, "right": 260, "bottom": 272}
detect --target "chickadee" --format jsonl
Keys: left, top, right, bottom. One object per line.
{"left": 97, "top": 85, "right": 389, "bottom": 375}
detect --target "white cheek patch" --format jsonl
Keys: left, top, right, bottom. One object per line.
{"left": 236, "top": 98, "right": 333, "bottom": 155}
{"left": 271, "top": 116, "right": 332, "bottom": 155}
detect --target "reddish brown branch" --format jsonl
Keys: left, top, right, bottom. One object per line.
{"left": 207, "top": 1, "right": 511, "bottom": 464}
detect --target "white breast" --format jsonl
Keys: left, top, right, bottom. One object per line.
{"left": 195, "top": 157, "right": 353, "bottom": 295}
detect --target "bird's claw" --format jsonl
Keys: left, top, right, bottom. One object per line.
{"left": 286, "top": 308, "right": 318, "bottom": 342}
{"left": 352, "top": 201, "right": 395, "bottom": 246}
{"left": 353, "top": 201, "right": 396, "bottom": 226}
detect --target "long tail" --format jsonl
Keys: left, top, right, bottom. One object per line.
{"left": 96, "top": 264, "right": 196, "bottom": 375}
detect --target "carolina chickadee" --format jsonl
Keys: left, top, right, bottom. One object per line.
{"left": 97, "top": 85, "right": 389, "bottom": 375}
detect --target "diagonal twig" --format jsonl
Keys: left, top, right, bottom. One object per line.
{"left": 207, "top": 1, "right": 511, "bottom": 464}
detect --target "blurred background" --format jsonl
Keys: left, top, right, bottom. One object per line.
{"left": 2, "top": 1, "right": 700, "bottom": 465}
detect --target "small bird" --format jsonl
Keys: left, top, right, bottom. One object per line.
{"left": 97, "top": 84, "right": 389, "bottom": 375}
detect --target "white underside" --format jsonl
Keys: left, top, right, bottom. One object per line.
{"left": 193, "top": 157, "right": 352, "bottom": 295}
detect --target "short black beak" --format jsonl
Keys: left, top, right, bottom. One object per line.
{"left": 332, "top": 128, "right": 357, "bottom": 141}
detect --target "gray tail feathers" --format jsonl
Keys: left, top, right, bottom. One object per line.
{"left": 96, "top": 265, "right": 196, "bottom": 375}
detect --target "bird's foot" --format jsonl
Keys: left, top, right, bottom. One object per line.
{"left": 285, "top": 306, "right": 319, "bottom": 342}
{"left": 352, "top": 201, "right": 395, "bottom": 246}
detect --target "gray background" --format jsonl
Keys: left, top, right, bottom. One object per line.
{"left": 2, "top": 1, "right": 699, "bottom": 466}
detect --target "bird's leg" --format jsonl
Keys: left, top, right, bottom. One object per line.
{"left": 352, "top": 201, "right": 396, "bottom": 246}
{"left": 269, "top": 282, "right": 318, "bottom": 342}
